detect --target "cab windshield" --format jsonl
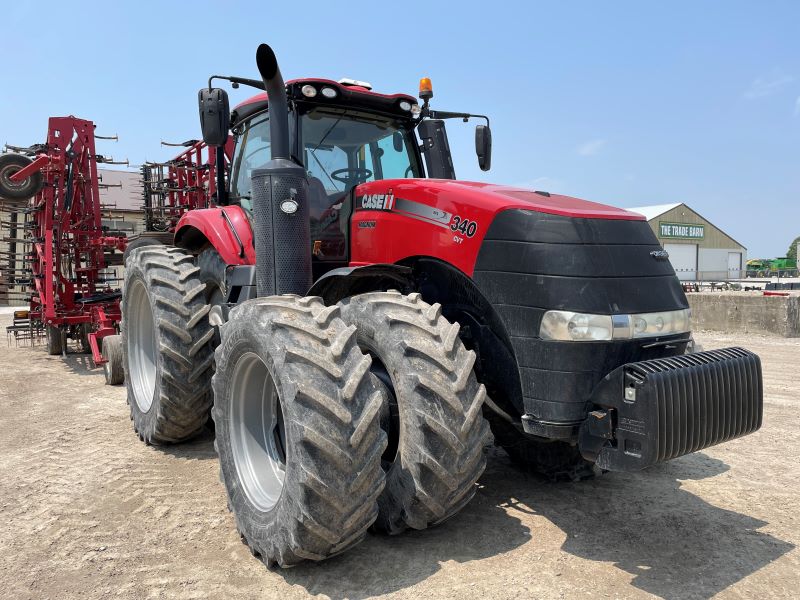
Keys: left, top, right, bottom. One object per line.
{"left": 230, "top": 107, "right": 422, "bottom": 210}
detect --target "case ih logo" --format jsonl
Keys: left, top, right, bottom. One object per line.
{"left": 359, "top": 193, "right": 395, "bottom": 210}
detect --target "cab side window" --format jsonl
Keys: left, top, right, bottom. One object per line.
{"left": 230, "top": 114, "right": 270, "bottom": 210}
{"left": 375, "top": 132, "right": 417, "bottom": 179}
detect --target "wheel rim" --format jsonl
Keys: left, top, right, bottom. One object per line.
{"left": 229, "top": 352, "right": 286, "bottom": 512}
{"left": 127, "top": 279, "right": 157, "bottom": 411}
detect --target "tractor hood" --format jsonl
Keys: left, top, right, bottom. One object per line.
{"left": 355, "top": 179, "right": 645, "bottom": 222}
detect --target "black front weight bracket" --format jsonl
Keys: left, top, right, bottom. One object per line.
{"left": 578, "top": 347, "right": 763, "bottom": 472}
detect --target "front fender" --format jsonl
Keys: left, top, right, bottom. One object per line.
{"left": 174, "top": 206, "right": 255, "bottom": 265}
{"left": 308, "top": 263, "right": 414, "bottom": 305}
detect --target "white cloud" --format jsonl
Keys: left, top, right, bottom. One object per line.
{"left": 577, "top": 139, "right": 606, "bottom": 156}
{"left": 743, "top": 69, "right": 794, "bottom": 99}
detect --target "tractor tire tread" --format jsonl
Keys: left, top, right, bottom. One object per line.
{"left": 122, "top": 246, "right": 215, "bottom": 444}
{"left": 213, "top": 296, "right": 387, "bottom": 567}
{"left": 339, "top": 290, "right": 490, "bottom": 535}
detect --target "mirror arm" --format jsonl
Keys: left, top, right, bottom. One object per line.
{"left": 208, "top": 75, "right": 266, "bottom": 91}
{"left": 427, "top": 109, "right": 490, "bottom": 128}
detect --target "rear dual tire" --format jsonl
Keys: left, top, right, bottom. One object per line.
{"left": 121, "top": 247, "right": 216, "bottom": 444}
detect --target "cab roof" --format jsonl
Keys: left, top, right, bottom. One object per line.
{"left": 231, "top": 78, "right": 418, "bottom": 127}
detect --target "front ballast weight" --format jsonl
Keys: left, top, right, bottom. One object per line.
{"left": 579, "top": 347, "right": 763, "bottom": 471}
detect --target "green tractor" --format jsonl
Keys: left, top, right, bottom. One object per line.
{"left": 746, "top": 257, "right": 797, "bottom": 277}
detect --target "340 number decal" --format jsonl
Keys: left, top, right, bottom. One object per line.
{"left": 450, "top": 215, "right": 478, "bottom": 237}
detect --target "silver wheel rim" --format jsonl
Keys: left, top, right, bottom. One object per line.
{"left": 229, "top": 352, "right": 286, "bottom": 512}
{"left": 128, "top": 279, "right": 157, "bottom": 411}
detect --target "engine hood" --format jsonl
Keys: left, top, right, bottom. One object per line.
{"left": 354, "top": 179, "right": 645, "bottom": 221}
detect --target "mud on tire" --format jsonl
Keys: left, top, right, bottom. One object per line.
{"left": 339, "top": 290, "right": 490, "bottom": 535}
{"left": 121, "top": 246, "right": 215, "bottom": 444}
{"left": 212, "top": 295, "right": 387, "bottom": 567}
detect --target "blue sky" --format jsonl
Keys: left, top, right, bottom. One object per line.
{"left": 1, "top": 1, "right": 797, "bottom": 257}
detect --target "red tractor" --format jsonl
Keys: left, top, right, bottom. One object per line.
{"left": 121, "top": 44, "right": 763, "bottom": 567}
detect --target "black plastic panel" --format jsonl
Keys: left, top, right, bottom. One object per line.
{"left": 476, "top": 240, "right": 676, "bottom": 277}
{"left": 473, "top": 208, "right": 690, "bottom": 432}
{"left": 474, "top": 272, "right": 687, "bottom": 315}
{"left": 482, "top": 209, "right": 659, "bottom": 245}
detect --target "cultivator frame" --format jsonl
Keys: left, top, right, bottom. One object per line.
{"left": 141, "top": 138, "right": 232, "bottom": 232}
{"left": 1, "top": 116, "right": 127, "bottom": 363}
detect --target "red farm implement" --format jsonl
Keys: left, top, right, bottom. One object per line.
{"left": 138, "top": 138, "right": 232, "bottom": 235}
{"left": 0, "top": 116, "right": 127, "bottom": 380}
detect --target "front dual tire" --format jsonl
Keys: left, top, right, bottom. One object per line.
{"left": 213, "top": 292, "right": 490, "bottom": 565}
{"left": 212, "top": 296, "right": 388, "bottom": 567}
{"left": 338, "top": 291, "right": 490, "bottom": 534}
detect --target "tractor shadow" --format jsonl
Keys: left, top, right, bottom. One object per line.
{"left": 515, "top": 451, "right": 794, "bottom": 600}
{"left": 158, "top": 426, "right": 219, "bottom": 461}
{"left": 283, "top": 448, "right": 793, "bottom": 600}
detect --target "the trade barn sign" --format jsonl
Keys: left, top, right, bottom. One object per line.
{"left": 658, "top": 222, "right": 705, "bottom": 240}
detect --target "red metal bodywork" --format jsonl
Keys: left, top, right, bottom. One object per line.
{"left": 349, "top": 179, "right": 644, "bottom": 276}
{"left": 175, "top": 205, "right": 255, "bottom": 265}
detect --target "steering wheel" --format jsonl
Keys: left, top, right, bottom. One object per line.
{"left": 331, "top": 167, "right": 373, "bottom": 184}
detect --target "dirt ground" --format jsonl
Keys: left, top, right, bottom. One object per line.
{"left": 0, "top": 314, "right": 797, "bottom": 600}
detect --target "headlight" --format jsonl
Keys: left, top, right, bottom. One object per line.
{"left": 301, "top": 85, "right": 317, "bottom": 98}
{"left": 320, "top": 86, "right": 338, "bottom": 99}
{"left": 540, "top": 308, "right": 691, "bottom": 341}
{"left": 540, "top": 311, "right": 613, "bottom": 341}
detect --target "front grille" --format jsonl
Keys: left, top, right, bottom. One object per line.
{"left": 582, "top": 347, "right": 763, "bottom": 471}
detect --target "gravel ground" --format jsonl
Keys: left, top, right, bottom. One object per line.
{"left": 0, "top": 316, "right": 797, "bottom": 599}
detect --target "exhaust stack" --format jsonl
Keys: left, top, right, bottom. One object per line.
{"left": 255, "top": 44, "right": 290, "bottom": 161}
{"left": 250, "top": 43, "right": 311, "bottom": 298}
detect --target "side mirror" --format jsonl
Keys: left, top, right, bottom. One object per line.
{"left": 475, "top": 124, "right": 492, "bottom": 171}
{"left": 392, "top": 131, "right": 404, "bottom": 153}
{"left": 198, "top": 88, "right": 230, "bottom": 146}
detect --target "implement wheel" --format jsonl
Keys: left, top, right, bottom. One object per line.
{"left": 339, "top": 290, "right": 490, "bottom": 535}
{"left": 213, "top": 296, "right": 387, "bottom": 567}
{"left": 0, "top": 154, "right": 43, "bottom": 200}
{"left": 102, "top": 334, "right": 124, "bottom": 385}
{"left": 46, "top": 325, "right": 63, "bottom": 356}
{"left": 121, "top": 246, "right": 215, "bottom": 444}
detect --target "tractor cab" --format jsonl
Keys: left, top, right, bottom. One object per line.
{"left": 212, "top": 75, "right": 487, "bottom": 276}
{"left": 227, "top": 80, "right": 424, "bottom": 272}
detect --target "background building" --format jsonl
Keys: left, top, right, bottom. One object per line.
{"left": 628, "top": 203, "right": 747, "bottom": 281}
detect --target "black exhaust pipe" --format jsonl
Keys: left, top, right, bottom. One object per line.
{"left": 255, "top": 44, "right": 290, "bottom": 161}
{"left": 250, "top": 43, "right": 311, "bottom": 298}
